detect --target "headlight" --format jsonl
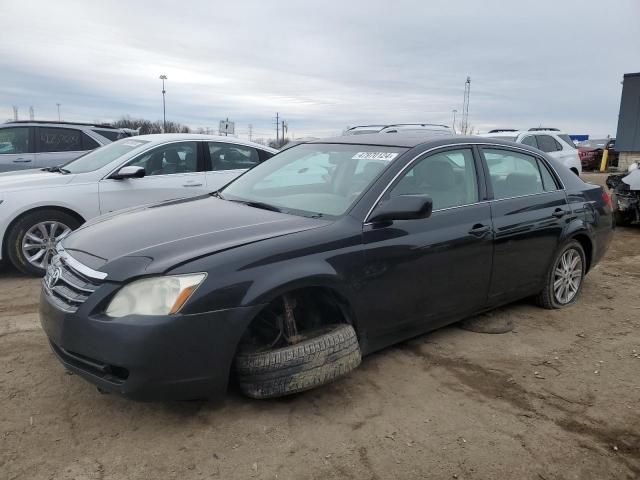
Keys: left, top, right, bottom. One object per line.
{"left": 105, "top": 273, "right": 207, "bottom": 318}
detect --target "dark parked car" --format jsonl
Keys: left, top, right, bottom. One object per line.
{"left": 39, "top": 135, "right": 614, "bottom": 401}
{"left": 578, "top": 138, "right": 618, "bottom": 170}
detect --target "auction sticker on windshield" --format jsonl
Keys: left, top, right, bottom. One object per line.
{"left": 352, "top": 152, "right": 399, "bottom": 161}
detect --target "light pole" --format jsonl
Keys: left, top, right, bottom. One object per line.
{"left": 56, "top": 103, "right": 61, "bottom": 122}
{"left": 451, "top": 109, "right": 457, "bottom": 134}
{"left": 159, "top": 74, "right": 167, "bottom": 132}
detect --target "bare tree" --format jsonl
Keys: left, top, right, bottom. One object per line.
{"left": 113, "top": 116, "right": 191, "bottom": 134}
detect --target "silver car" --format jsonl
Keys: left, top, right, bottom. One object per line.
{"left": 0, "top": 121, "right": 134, "bottom": 172}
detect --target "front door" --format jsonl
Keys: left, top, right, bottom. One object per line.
{"left": 0, "top": 126, "right": 35, "bottom": 172}
{"left": 480, "top": 147, "right": 570, "bottom": 304}
{"left": 98, "top": 141, "right": 207, "bottom": 214}
{"left": 359, "top": 147, "right": 493, "bottom": 340}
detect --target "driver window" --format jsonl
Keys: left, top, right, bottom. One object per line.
{"left": 390, "top": 148, "right": 479, "bottom": 210}
{"left": 127, "top": 142, "right": 198, "bottom": 176}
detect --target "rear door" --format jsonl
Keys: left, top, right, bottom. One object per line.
{"left": 204, "top": 142, "right": 265, "bottom": 190}
{"left": 0, "top": 126, "right": 35, "bottom": 171}
{"left": 34, "top": 126, "right": 99, "bottom": 168}
{"left": 480, "top": 147, "right": 570, "bottom": 304}
{"left": 98, "top": 141, "right": 207, "bottom": 213}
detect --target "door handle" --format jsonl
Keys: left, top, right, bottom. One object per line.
{"left": 552, "top": 208, "right": 568, "bottom": 218}
{"left": 468, "top": 224, "right": 491, "bottom": 237}
{"left": 183, "top": 183, "right": 203, "bottom": 187}
{"left": 13, "top": 158, "right": 32, "bottom": 163}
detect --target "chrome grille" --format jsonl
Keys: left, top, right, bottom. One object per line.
{"left": 43, "top": 254, "right": 102, "bottom": 313}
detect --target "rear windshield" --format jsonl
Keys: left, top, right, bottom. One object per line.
{"left": 63, "top": 139, "right": 150, "bottom": 174}
{"left": 557, "top": 134, "right": 576, "bottom": 149}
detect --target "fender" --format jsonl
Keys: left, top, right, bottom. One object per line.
{"left": 242, "top": 259, "right": 355, "bottom": 308}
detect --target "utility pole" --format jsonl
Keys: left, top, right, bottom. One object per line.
{"left": 451, "top": 109, "right": 457, "bottom": 134}
{"left": 275, "top": 112, "right": 280, "bottom": 144}
{"left": 56, "top": 103, "right": 61, "bottom": 121}
{"left": 12, "top": 106, "right": 18, "bottom": 121}
{"left": 29, "top": 106, "right": 34, "bottom": 121}
{"left": 159, "top": 74, "right": 167, "bottom": 132}
{"left": 248, "top": 124, "right": 253, "bottom": 141}
{"left": 281, "top": 120, "right": 288, "bottom": 143}
{"left": 461, "top": 76, "right": 471, "bottom": 135}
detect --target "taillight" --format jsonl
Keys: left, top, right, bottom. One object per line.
{"left": 602, "top": 191, "right": 612, "bottom": 209}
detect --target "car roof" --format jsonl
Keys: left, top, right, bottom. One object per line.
{"left": 307, "top": 133, "right": 526, "bottom": 149}
{"left": 2, "top": 120, "right": 121, "bottom": 129}
{"left": 480, "top": 129, "right": 568, "bottom": 138}
{"left": 130, "top": 133, "right": 277, "bottom": 152}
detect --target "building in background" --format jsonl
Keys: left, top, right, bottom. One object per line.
{"left": 615, "top": 72, "right": 640, "bottom": 169}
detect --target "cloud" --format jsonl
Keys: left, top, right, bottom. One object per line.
{"left": 1, "top": 0, "right": 639, "bottom": 138}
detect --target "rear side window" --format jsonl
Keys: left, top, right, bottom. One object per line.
{"left": 92, "top": 129, "right": 121, "bottom": 142}
{"left": 37, "top": 127, "right": 83, "bottom": 153}
{"left": 0, "top": 127, "right": 31, "bottom": 154}
{"left": 258, "top": 149, "right": 274, "bottom": 163}
{"left": 538, "top": 160, "right": 559, "bottom": 191}
{"left": 521, "top": 136, "right": 538, "bottom": 148}
{"left": 82, "top": 133, "right": 100, "bottom": 150}
{"left": 557, "top": 134, "right": 576, "bottom": 149}
{"left": 536, "top": 135, "right": 562, "bottom": 153}
{"left": 208, "top": 143, "right": 259, "bottom": 170}
{"left": 483, "top": 149, "right": 545, "bottom": 199}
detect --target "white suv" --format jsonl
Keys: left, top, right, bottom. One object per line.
{"left": 481, "top": 129, "right": 581, "bottom": 175}
{"left": 0, "top": 133, "right": 276, "bottom": 275}
{"left": 0, "top": 121, "right": 135, "bottom": 173}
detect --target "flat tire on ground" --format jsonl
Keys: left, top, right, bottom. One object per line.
{"left": 235, "top": 324, "right": 361, "bottom": 399}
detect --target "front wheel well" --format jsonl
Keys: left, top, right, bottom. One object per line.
{"left": 3, "top": 206, "right": 85, "bottom": 257}
{"left": 236, "top": 286, "right": 358, "bottom": 352}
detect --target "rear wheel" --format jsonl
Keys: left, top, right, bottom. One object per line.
{"left": 6, "top": 210, "right": 81, "bottom": 276}
{"left": 536, "top": 240, "right": 585, "bottom": 309}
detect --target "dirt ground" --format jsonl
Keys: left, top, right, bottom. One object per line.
{"left": 1, "top": 174, "right": 639, "bottom": 480}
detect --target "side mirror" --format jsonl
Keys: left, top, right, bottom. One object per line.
{"left": 369, "top": 195, "right": 433, "bottom": 223}
{"left": 111, "top": 165, "right": 145, "bottom": 180}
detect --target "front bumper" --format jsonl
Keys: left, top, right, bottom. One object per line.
{"left": 39, "top": 287, "right": 264, "bottom": 400}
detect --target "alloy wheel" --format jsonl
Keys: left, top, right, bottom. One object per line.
{"left": 553, "top": 248, "right": 583, "bottom": 304}
{"left": 21, "top": 221, "right": 71, "bottom": 270}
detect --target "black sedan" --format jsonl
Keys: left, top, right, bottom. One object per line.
{"left": 39, "top": 134, "right": 614, "bottom": 400}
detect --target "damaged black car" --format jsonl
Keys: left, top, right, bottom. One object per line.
{"left": 607, "top": 164, "right": 640, "bottom": 226}
{"left": 39, "top": 134, "right": 613, "bottom": 400}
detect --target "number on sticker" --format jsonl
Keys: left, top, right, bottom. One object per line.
{"left": 352, "top": 152, "right": 399, "bottom": 161}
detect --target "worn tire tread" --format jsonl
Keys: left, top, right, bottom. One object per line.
{"left": 235, "top": 324, "right": 361, "bottom": 399}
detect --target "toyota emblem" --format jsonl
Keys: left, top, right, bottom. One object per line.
{"left": 47, "top": 267, "right": 62, "bottom": 289}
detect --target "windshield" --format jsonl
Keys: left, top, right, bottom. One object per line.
{"left": 221, "top": 143, "right": 408, "bottom": 217}
{"left": 62, "top": 139, "right": 150, "bottom": 174}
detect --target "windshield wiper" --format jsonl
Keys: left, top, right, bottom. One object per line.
{"left": 43, "top": 166, "right": 70, "bottom": 174}
{"left": 210, "top": 190, "right": 225, "bottom": 199}
{"left": 229, "top": 199, "right": 282, "bottom": 213}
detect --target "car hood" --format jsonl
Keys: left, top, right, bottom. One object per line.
{"left": 0, "top": 169, "right": 74, "bottom": 191}
{"left": 61, "top": 195, "right": 331, "bottom": 280}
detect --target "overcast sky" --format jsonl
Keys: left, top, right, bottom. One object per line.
{"left": 1, "top": 0, "right": 639, "bottom": 139}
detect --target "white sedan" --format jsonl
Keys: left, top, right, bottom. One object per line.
{"left": 0, "top": 134, "right": 276, "bottom": 275}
